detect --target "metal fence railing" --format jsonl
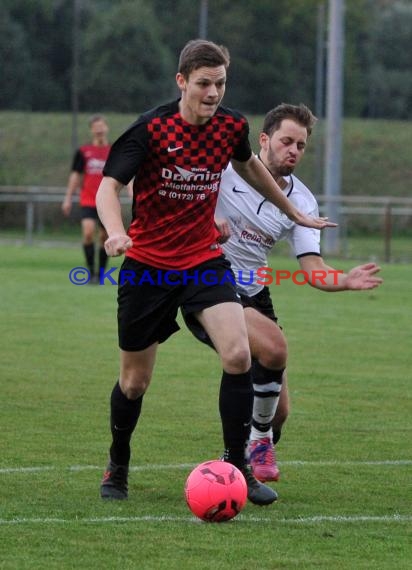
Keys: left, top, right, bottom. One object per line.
{"left": 315, "top": 194, "right": 412, "bottom": 262}
{"left": 1, "top": 186, "right": 412, "bottom": 262}
{"left": 0, "top": 185, "right": 131, "bottom": 245}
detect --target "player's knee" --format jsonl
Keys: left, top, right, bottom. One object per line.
{"left": 256, "top": 337, "right": 288, "bottom": 370}
{"left": 221, "top": 344, "right": 251, "bottom": 373}
{"left": 119, "top": 373, "right": 150, "bottom": 400}
{"left": 99, "top": 229, "right": 108, "bottom": 246}
{"left": 82, "top": 223, "right": 95, "bottom": 244}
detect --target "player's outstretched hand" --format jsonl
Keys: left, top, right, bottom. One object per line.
{"left": 104, "top": 234, "right": 133, "bottom": 257}
{"left": 292, "top": 211, "right": 338, "bottom": 229}
{"left": 346, "top": 263, "right": 383, "bottom": 290}
{"left": 214, "top": 217, "right": 231, "bottom": 244}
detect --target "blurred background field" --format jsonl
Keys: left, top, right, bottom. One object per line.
{"left": 1, "top": 0, "right": 411, "bottom": 261}
{"left": 1, "top": 111, "right": 412, "bottom": 195}
{"left": 1, "top": 111, "right": 411, "bottom": 263}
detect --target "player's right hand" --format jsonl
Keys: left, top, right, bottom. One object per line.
{"left": 214, "top": 217, "right": 231, "bottom": 243}
{"left": 62, "top": 198, "right": 72, "bottom": 216}
{"left": 104, "top": 234, "right": 133, "bottom": 257}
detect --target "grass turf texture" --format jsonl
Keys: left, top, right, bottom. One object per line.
{"left": 0, "top": 246, "right": 411, "bottom": 569}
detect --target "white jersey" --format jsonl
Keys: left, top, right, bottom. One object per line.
{"left": 216, "top": 161, "right": 321, "bottom": 296}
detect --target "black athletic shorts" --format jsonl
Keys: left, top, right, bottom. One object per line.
{"left": 117, "top": 255, "right": 241, "bottom": 351}
{"left": 183, "top": 285, "right": 279, "bottom": 349}
{"left": 81, "top": 206, "right": 104, "bottom": 227}
{"left": 240, "top": 286, "right": 278, "bottom": 322}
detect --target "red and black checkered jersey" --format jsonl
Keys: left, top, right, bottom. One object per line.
{"left": 72, "top": 144, "right": 111, "bottom": 207}
{"left": 103, "top": 100, "right": 252, "bottom": 270}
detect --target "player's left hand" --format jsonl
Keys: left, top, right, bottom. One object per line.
{"left": 292, "top": 211, "right": 338, "bottom": 230}
{"left": 346, "top": 263, "right": 383, "bottom": 290}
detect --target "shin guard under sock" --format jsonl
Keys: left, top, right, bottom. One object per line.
{"left": 251, "top": 360, "right": 284, "bottom": 439}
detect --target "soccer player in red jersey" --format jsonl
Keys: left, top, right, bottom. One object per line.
{"left": 62, "top": 115, "right": 111, "bottom": 282}
{"left": 96, "top": 39, "right": 335, "bottom": 504}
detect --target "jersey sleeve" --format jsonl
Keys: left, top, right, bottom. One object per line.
{"left": 103, "top": 119, "right": 150, "bottom": 185}
{"left": 231, "top": 119, "right": 252, "bottom": 162}
{"left": 285, "top": 192, "right": 321, "bottom": 257}
{"left": 286, "top": 199, "right": 320, "bottom": 254}
{"left": 71, "top": 149, "right": 85, "bottom": 173}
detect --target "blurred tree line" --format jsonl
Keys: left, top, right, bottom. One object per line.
{"left": 1, "top": 0, "right": 411, "bottom": 118}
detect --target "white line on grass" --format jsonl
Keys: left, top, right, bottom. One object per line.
{"left": 1, "top": 460, "right": 411, "bottom": 474}
{"left": 0, "top": 514, "right": 411, "bottom": 526}
{"left": 283, "top": 460, "right": 412, "bottom": 467}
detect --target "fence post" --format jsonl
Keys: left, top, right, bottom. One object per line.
{"left": 383, "top": 202, "right": 392, "bottom": 263}
{"left": 25, "top": 199, "right": 34, "bottom": 245}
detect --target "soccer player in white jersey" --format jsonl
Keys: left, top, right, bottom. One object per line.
{"left": 216, "top": 102, "right": 383, "bottom": 482}
{"left": 186, "top": 103, "right": 383, "bottom": 484}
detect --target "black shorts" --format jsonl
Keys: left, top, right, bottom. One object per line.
{"left": 239, "top": 286, "right": 278, "bottom": 322}
{"left": 183, "top": 285, "right": 279, "bottom": 349}
{"left": 117, "top": 255, "right": 241, "bottom": 351}
{"left": 81, "top": 206, "right": 104, "bottom": 227}
{"left": 81, "top": 206, "right": 98, "bottom": 220}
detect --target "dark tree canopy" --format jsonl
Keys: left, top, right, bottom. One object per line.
{"left": 1, "top": 0, "right": 411, "bottom": 118}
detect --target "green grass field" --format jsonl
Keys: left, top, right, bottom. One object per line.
{"left": 1, "top": 229, "right": 411, "bottom": 265}
{"left": 1, "top": 246, "right": 411, "bottom": 569}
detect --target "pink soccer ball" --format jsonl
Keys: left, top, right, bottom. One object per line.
{"left": 185, "top": 460, "right": 247, "bottom": 522}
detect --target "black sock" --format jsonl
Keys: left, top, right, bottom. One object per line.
{"left": 272, "top": 428, "right": 282, "bottom": 445}
{"left": 83, "top": 243, "right": 95, "bottom": 275}
{"left": 99, "top": 246, "right": 108, "bottom": 273}
{"left": 219, "top": 369, "right": 253, "bottom": 469}
{"left": 109, "top": 381, "right": 143, "bottom": 465}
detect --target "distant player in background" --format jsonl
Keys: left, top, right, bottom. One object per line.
{"left": 186, "top": 102, "right": 383, "bottom": 484}
{"left": 62, "top": 115, "right": 111, "bottom": 281}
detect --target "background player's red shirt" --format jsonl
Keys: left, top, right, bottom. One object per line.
{"left": 72, "top": 144, "right": 111, "bottom": 207}
{"left": 103, "top": 100, "right": 252, "bottom": 270}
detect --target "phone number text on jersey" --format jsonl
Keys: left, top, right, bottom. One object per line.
{"left": 158, "top": 189, "right": 206, "bottom": 201}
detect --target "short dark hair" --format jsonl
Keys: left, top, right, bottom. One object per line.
{"left": 88, "top": 114, "right": 107, "bottom": 127}
{"left": 262, "top": 103, "right": 317, "bottom": 137}
{"left": 178, "top": 39, "right": 230, "bottom": 78}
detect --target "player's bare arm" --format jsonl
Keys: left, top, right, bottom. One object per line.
{"left": 62, "top": 171, "right": 83, "bottom": 216}
{"left": 96, "top": 176, "right": 133, "bottom": 256}
{"left": 299, "top": 255, "right": 383, "bottom": 291}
